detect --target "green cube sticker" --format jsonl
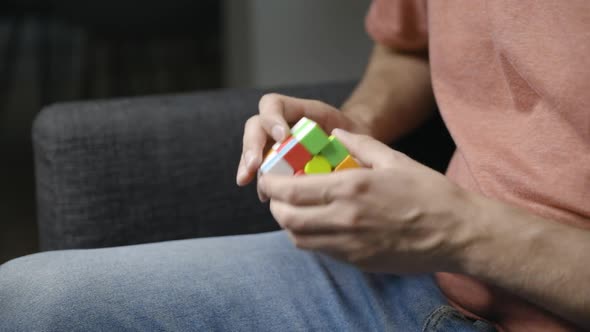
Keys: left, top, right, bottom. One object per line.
{"left": 292, "top": 120, "right": 329, "bottom": 155}
{"left": 320, "top": 136, "right": 349, "bottom": 167}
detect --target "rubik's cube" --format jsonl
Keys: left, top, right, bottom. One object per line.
{"left": 259, "top": 117, "right": 360, "bottom": 176}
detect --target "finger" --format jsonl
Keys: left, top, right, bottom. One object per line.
{"left": 260, "top": 171, "right": 374, "bottom": 206}
{"left": 288, "top": 231, "right": 354, "bottom": 259}
{"left": 259, "top": 173, "right": 339, "bottom": 206}
{"left": 269, "top": 200, "right": 349, "bottom": 233}
{"left": 236, "top": 153, "right": 246, "bottom": 185}
{"left": 332, "top": 129, "right": 403, "bottom": 169}
{"left": 257, "top": 177, "right": 269, "bottom": 202}
{"left": 237, "top": 116, "right": 267, "bottom": 186}
{"left": 258, "top": 93, "right": 341, "bottom": 142}
{"left": 289, "top": 232, "right": 380, "bottom": 270}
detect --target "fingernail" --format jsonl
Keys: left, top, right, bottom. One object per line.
{"left": 332, "top": 128, "right": 349, "bottom": 137}
{"left": 271, "top": 125, "right": 286, "bottom": 142}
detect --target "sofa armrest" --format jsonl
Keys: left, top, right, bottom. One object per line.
{"left": 33, "top": 82, "right": 356, "bottom": 250}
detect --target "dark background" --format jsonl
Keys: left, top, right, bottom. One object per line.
{"left": 1, "top": 1, "right": 222, "bottom": 263}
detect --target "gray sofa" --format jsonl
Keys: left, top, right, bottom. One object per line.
{"left": 33, "top": 82, "right": 454, "bottom": 251}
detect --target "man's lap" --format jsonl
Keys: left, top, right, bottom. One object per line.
{"left": 0, "top": 231, "right": 494, "bottom": 331}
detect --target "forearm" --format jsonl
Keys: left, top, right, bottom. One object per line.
{"left": 461, "top": 194, "right": 590, "bottom": 328}
{"left": 341, "top": 44, "right": 436, "bottom": 143}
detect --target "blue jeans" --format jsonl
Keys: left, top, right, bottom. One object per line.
{"left": 0, "top": 231, "right": 495, "bottom": 331}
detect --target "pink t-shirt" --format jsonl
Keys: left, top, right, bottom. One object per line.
{"left": 367, "top": 1, "right": 590, "bottom": 331}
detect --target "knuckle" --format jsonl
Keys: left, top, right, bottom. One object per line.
{"left": 320, "top": 186, "right": 332, "bottom": 204}
{"left": 347, "top": 134, "right": 372, "bottom": 153}
{"left": 269, "top": 199, "right": 279, "bottom": 216}
{"left": 289, "top": 219, "right": 306, "bottom": 233}
{"left": 292, "top": 236, "right": 306, "bottom": 249}
{"left": 283, "top": 187, "right": 300, "bottom": 204}
{"left": 243, "top": 116, "right": 261, "bottom": 142}
{"left": 339, "top": 175, "right": 370, "bottom": 198}
{"left": 307, "top": 100, "right": 335, "bottom": 124}
{"left": 280, "top": 210, "right": 297, "bottom": 229}
{"left": 389, "top": 150, "right": 411, "bottom": 165}
{"left": 245, "top": 115, "right": 260, "bottom": 128}
{"left": 273, "top": 203, "right": 298, "bottom": 230}
{"left": 274, "top": 204, "right": 307, "bottom": 232}
{"left": 339, "top": 184, "right": 357, "bottom": 199}
{"left": 344, "top": 242, "right": 372, "bottom": 266}
{"left": 243, "top": 116, "right": 266, "bottom": 153}
{"left": 259, "top": 93, "right": 282, "bottom": 110}
{"left": 344, "top": 206, "right": 363, "bottom": 228}
{"left": 352, "top": 175, "right": 371, "bottom": 194}
{"left": 357, "top": 134, "right": 373, "bottom": 146}
{"left": 308, "top": 99, "right": 326, "bottom": 108}
{"left": 308, "top": 100, "right": 330, "bottom": 114}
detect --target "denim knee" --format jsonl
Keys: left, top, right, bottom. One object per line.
{"left": 0, "top": 251, "right": 108, "bottom": 331}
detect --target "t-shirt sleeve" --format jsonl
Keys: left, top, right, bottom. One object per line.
{"left": 365, "top": 0, "right": 428, "bottom": 51}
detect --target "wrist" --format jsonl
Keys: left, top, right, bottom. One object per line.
{"left": 452, "top": 192, "right": 494, "bottom": 275}
{"left": 453, "top": 192, "right": 533, "bottom": 278}
{"left": 340, "top": 104, "right": 379, "bottom": 138}
{"left": 432, "top": 186, "right": 486, "bottom": 273}
{"left": 341, "top": 103, "right": 406, "bottom": 143}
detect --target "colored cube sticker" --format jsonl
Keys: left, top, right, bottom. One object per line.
{"left": 277, "top": 136, "right": 312, "bottom": 172}
{"left": 259, "top": 150, "right": 294, "bottom": 176}
{"left": 259, "top": 117, "right": 362, "bottom": 177}
{"left": 334, "top": 155, "right": 360, "bottom": 172}
{"left": 320, "top": 135, "right": 349, "bottom": 167}
{"left": 291, "top": 117, "right": 330, "bottom": 155}
{"left": 304, "top": 155, "right": 332, "bottom": 174}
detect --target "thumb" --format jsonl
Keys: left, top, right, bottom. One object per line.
{"left": 332, "top": 128, "right": 395, "bottom": 169}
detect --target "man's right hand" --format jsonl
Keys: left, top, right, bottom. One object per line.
{"left": 236, "top": 93, "right": 370, "bottom": 187}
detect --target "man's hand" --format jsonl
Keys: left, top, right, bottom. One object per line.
{"left": 236, "top": 94, "right": 371, "bottom": 188}
{"left": 237, "top": 44, "right": 436, "bottom": 193}
{"left": 258, "top": 129, "right": 475, "bottom": 274}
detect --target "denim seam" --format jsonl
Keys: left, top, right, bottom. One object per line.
{"left": 421, "top": 305, "right": 458, "bottom": 332}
